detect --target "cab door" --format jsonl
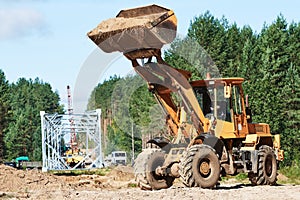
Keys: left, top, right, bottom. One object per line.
{"left": 213, "top": 84, "right": 235, "bottom": 138}
{"left": 231, "top": 85, "right": 248, "bottom": 137}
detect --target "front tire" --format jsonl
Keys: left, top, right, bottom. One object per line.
{"left": 249, "top": 145, "right": 277, "bottom": 185}
{"left": 134, "top": 149, "right": 174, "bottom": 190}
{"left": 180, "top": 144, "right": 220, "bottom": 188}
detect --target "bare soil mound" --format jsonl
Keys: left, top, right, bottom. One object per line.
{"left": 107, "top": 165, "right": 134, "bottom": 181}
{"left": 0, "top": 164, "right": 66, "bottom": 192}
{"left": 0, "top": 164, "right": 136, "bottom": 191}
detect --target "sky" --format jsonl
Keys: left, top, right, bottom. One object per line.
{"left": 0, "top": 0, "right": 299, "bottom": 113}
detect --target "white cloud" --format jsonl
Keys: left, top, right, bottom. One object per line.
{"left": 0, "top": 8, "right": 47, "bottom": 40}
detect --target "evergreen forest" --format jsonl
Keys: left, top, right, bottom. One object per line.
{"left": 0, "top": 72, "right": 63, "bottom": 162}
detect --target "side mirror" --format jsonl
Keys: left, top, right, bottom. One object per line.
{"left": 224, "top": 85, "right": 231, "bottom": 98}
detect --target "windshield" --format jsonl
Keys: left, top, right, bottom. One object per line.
{"left": 193, "top": 84, "right": 231, "bottom": 122}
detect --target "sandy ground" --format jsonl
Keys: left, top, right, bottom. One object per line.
{"left": 0, "top": 164, "right": 299, "bottom": 200}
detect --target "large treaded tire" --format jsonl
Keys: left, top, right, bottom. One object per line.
{"left": 249, "top": 145, "right": 277, "bottom": 185}
{"left": 180, "top": 144, "right": 220, "bottom": 188}
{"left": 134, "top": 149, "right": 174, "bottom": 190}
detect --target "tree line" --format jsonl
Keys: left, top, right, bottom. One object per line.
{"left": 0, "top": 71, "right": 63, "bottom": 162}
{"left": 88, "top": 12, "right": 299, "bottom": 166}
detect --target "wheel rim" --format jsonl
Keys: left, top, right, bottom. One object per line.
{"left": 150, "top": 157, "right": 164, "bottom": 181}
{"left": 199, "top": 158, "right": 211, "bottom": 177}
{"left": 265, "top": 154, "right": 273, "bottom": 177}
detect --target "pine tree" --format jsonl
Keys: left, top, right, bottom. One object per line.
{"left": 0, "top": 70, "right": 10, "bottom": 162}
{"left": 187, "top": 11, "right": 228, "bottom": 76}
{"left": 280, "top": 21, "right": 300, "bottom": 164}
{"left": 282, "top": 63, "right": 300, "bottom": 164}
{"left": 251, "top": 16, "right": 289, "bottom": 131}
{"left": 4, "top": 78, "right": 63, "bottom": 161}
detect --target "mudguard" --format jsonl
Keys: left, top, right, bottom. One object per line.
{"left": 194, "top": 133, "right": 224, "bottom": 159}
{"left": 147, "top": 137, "right": 170, "bottom": 149}
{"left": 147, "top": 137, "right": 187, "bottom": 153}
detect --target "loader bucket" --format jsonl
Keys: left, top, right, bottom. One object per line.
{"left": 87, "top": 4, "right": 177, "bottom": 53}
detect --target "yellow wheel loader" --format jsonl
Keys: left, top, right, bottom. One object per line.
{"left": 65, "top": 148, "right": 85, "bottom": 168}
{"left": 87, "top": 4, "right": 284, "bottom": 190}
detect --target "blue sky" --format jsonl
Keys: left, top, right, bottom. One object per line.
{"left": 0, "top": 0, "right": 299, "bottom": 112}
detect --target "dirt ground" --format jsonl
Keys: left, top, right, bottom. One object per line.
{"left": 0, "top": 164, "right": 299, "bottom": 200}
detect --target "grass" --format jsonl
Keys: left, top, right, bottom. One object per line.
{"left": 221, "top": 176, "right": 229, "bottom": 181}
{"left": 221, "top": 173, "right": 249, "bottom": 184}
{"left": 127, "top": 183, "right": 137, "bottom": 188}
{"left": 278, "top": 161, "right": 300, "bottom": 185}
{"left": 50, "top": 168, "right": 111, "bottom": 176}
{"left": 235, "top": 173, "right": 248, "bottom": 181}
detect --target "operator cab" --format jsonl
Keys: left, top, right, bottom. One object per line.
{"left": 191, "top": 78, "right": 249, "bottom": 138}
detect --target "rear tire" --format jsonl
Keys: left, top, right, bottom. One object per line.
{"left": 248, "top": 145, "right": 277, "bottom": 185}
{"left": 180, "top": 144, "right": 220, "bottom": 188}
{"left": 134, "top": 149, "right": 174, "bottom": 190}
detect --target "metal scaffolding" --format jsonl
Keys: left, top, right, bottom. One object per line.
{"left": 40, "top": 109, "right": 103, "bottom": 172}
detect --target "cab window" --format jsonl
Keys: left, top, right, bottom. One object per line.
{"left": 232, "top": 86, "right": 242, "bottom": 114}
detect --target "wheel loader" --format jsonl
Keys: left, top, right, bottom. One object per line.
{"left": 87, "top": 4, "right": 284, "bottom": 189}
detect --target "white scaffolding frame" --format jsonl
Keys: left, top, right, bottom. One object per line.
{"left": 40, "top": 109, "right": 102, "bottom": 171}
